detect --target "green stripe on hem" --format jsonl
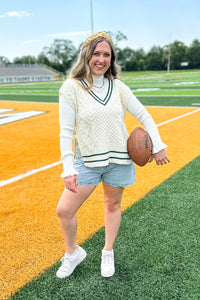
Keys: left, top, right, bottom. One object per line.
{"left": 83, "top": 156, "right": 131, "bottom": 164}
{"left": 82, "top": 150, "right": 129, "bottom": 158}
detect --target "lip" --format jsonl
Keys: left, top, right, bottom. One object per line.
{"left": 95, "top": 64, "right": 104, "bottom": 69}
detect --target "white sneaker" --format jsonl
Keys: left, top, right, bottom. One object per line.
{"left": 101, "top": 249, "right": 115, "bottom": 277}
{"left": 56, "top": 245, "right": 86, "bottom": 278}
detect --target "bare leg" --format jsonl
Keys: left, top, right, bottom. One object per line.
{"left": 56, "top": 185, "right": 96, "bottom": 253}
{"left": 102, "top": 183, "right": 124, "bottom": 251}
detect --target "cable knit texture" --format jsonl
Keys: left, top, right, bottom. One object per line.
{"left": 60, "top": 76, "right": 132, "bottom": 168}
{"left": 59, "top": 75, "right": 167, "bottom": 177}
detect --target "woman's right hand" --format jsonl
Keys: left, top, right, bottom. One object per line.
{"left": 64, "top": 175, "right": 78, "bottom": 193}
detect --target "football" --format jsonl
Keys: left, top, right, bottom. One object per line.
{"left": 127, "top": 127, "right": 152, "bottom": 166}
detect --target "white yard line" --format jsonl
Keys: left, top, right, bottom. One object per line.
{"left": 1, "top": 108, "right": 200, "bottom": 188}
{"left": 157, "top": 108, "right": 200, "bottom": 127}
{"left": 0, "top": 93, "right": 57, "bottom": 96}
{"left": 136, "top": 95, "right": 200, "bottom": 97}
{"left": 0, "top": 161, "right": 61, "bottom": 187}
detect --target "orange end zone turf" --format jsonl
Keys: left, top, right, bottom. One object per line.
{"left": 0, "top": 101, "right": 199, "bottom": 298}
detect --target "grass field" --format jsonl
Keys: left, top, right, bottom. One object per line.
{"left": 0, "top": 70, "right": 200, "bottom": 299}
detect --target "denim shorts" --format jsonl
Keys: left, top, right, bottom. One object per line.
{"left": 73, "top": 146, "right": 135, "bottom": 188}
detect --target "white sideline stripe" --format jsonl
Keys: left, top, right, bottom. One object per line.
{"left": 0, "top": 93, "right": 57, "bottom": 96}
{"left": 157, "top": 108, "right": 200, "bottom": 127}
{"left": 0, "top": 161, "right": 61, "bottom": 187}
{"left": 1, "top": 108, "right": 200, "bottom": 188}
{"left": 137, "top": 95, "right": 200, "bottom": 97}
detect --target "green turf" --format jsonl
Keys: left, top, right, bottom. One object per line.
{"left": 135, "top": 90, "right": 200, "bottom": 96}
{"left": 0, "top": 94, "right": 58, "bottom": 102}
{"left": 0, "top": 82, "right": 62, "bottom": 90}
{"left": 10, "top": 155, "right": 200, "bottom": 300}
{"left": 1, "top": 70, "right": 200, "bottom": 106}
{"left": 137, "top": 96, "right": 200, "bottom": 107}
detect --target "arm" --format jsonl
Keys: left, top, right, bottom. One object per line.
{"left": 59, "top": 94, "right": 78, "bottom": 191}
{"left": 127, "top": 93, "right": 170, "bottom": 165}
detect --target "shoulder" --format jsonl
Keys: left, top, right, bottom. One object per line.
{"left": 113, "top": 78, "right": 132, "bottom": 96}
{"left": 59, "top": 79, "right": 82, "bottom": 112}
{"left": 113, "top": 78, "right": 129, "bottom": 89}
{"left": 59, "top": 78, "right": 81, "bottom": 93}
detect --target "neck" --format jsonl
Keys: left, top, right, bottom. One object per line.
{"left": 92, "top": 75, "right": 104, "bottom": 88}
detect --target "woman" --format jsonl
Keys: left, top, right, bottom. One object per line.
{"left": 56, "top": 31, "right": 170, "bottom": 278}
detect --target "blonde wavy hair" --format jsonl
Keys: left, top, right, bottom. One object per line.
{"left": 70, "top": 36, "right": 120, "bottom": 90}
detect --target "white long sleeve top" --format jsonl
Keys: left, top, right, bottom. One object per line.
{"left": 59, "top": 75, "right": 167, "bottom": 178}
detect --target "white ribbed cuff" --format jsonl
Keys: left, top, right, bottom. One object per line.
{"left": 61, "top": 168, "right": 79, "bottom": 178}
{"left": 152, "top": 143, "right": 168, "bottom": 154}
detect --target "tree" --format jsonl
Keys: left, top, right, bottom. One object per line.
{"left": 187, "top": 39, "right": 200, "bottom": 69}
{"left": 106, "top": 30, "right": 127, "bottom": 47}
{"left": 125, "top": 57, "right": 138, "bottom": 71}
{"left": 0, "top": 56, "right": 10, "bottom": 64}
{"left": 116, "top": 47, "right": 135, "bottom": 70}
{"left": 133, "top": 49, "right": 146, "bottom": 71}
{"left": 13, "top": 55, "right": 37, "bottom": 64}
{"left": 170, "top": 41, "right": 187, "bottom": 70}
{"left": 37, "top": 53, "right": 51, "bottom": 66}
{"left": 42, "top": 39, "right": 77, "bottom": 73}
{"left": 146, "top": 46, "right": 165, "bottom": 70}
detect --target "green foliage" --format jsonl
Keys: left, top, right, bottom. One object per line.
{"left": 170, "top": 41, "right": 188, "bottom": 70}
{"left": 187, "top": 39, "right": 200, "bottom": 69}
{"left": 42, "top": 39, "right": 77, "bottom": 72}
{"left": 146, "top": 46, "right": 165, "bottom": 70}
{"left": 106, "top": 30, "right": 128, "bottom": 46}
{"left": 13, "top": 55, "right": 37, "bottom": 64}
{"left": 3, "top": 31, "right": 200, "bottom": 73}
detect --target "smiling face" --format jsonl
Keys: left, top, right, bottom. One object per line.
{"left": 89, "top": 41, "right": 112, "bottom": 76}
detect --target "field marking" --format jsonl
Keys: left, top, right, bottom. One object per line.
{"left": 157, "top": 108, "right": 200, "bottom": 127}
{"left": 1, "top": 106, "right": 200, "bottom": 299}
{"left": 0, "top": 93, "right": 57, "bottom": 96}
{"left": 0, "top": 99, "right": 58, "bottom": 104}
{"left": 0, "top": 161, "right": 61, "bottom": 187}
{"left": 1, "top": 108, "right": 199, "bottom": 188}
{"left": 0, "top": 110, "right": 46, "bottom": 125}
{"left": 137, "top": 95, "right": 200, "bottom": 97}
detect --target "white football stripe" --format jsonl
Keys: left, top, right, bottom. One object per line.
{"left": 0, "top": 110, "right": 46, "bottom": 125}
{"left": 1, "top": 108, "right": 199, "bottom": 187}
{"left": 0, "top": 161, "right": 61, "bottom": 187}
{"left": 157, "top": 108, "right": 200, "bottom": 127}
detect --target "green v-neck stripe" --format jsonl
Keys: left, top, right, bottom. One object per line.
{"left": 80, "top": 79, "right": 113, "bottom": 106}
{"left": 89, "top": 80, "right": 111, "bottom": 103}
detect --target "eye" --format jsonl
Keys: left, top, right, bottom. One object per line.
{"left": 104, "top": 53, "right": 111, "bottom": 57}
{"left": 93, "top": 52, "right": 99, "bottom": 56}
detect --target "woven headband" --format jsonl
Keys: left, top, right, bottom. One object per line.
{"left": 83, "top": 31, "right": 113, "bottom": 48}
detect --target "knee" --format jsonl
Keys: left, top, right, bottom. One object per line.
{"left": 104, "top": 198, "right": 121, "bottom": 213}
{"left": 56, "top": 204, "right": 64, "bottom": 218}
{"left": 56, "top": 203, "right": 72, "bottom": 219}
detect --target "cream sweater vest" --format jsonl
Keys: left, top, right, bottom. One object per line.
{"left": 60, "top": 77, "right": 132, "bottom": 167}
{"left": 59, "top": 76, "right": 167, "bottom": 177}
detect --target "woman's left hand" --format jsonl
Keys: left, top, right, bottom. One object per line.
{"left": 148, "top": 149, "right": 170, "bottom": 166}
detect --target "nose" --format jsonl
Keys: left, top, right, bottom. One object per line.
{"left": 97, "top": 54, "right": 104, "bottom": 63}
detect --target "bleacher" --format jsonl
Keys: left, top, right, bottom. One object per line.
{"left": 0, "top": 64, "right": 63, "bottom": 84}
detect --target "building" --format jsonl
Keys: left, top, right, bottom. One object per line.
{"left": 0, "top": 59, "right": 64, "bottom": 84}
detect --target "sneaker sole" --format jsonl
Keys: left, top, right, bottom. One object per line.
{"left": 56, "top": 248, "right": 87, "bottom": 278}
{"left": 101, "top": 269, "right": 115, "bottom": 277}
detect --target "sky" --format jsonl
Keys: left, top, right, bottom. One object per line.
{"left": 1, "top": 0, "right": 200, "bottom": 62}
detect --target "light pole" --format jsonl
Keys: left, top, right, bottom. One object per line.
{"left": 167, "top": 43, "right": 171, "bottom": 73}
{"left": 90, "top": 0, "right": 94, "bottom": 33}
